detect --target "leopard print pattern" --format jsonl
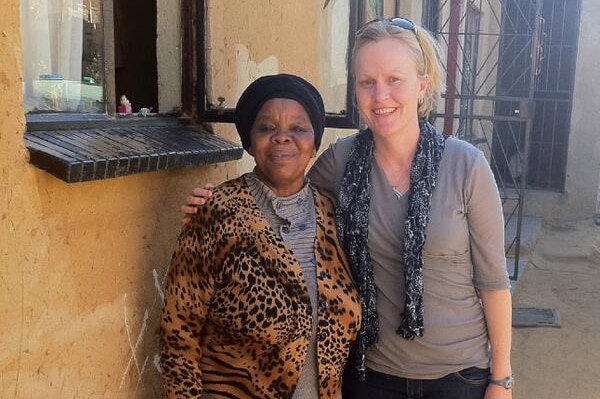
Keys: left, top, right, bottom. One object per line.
{"left": 161, "top": 176, "right": 361, "bottom": 399}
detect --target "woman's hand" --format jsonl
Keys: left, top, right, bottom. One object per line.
{"left": 180, "top": 183, "right": 215, "bottom": 224}
{"left": 484, "top": 383, "right": 512, "bottom": 399}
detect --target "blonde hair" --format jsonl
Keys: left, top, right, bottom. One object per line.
{"left": 352, "top": 20, "right": 445, "bottom": 119}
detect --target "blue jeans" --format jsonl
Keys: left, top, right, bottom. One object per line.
{"left": 343, "top": 366, "right": 490, "bottom": 399}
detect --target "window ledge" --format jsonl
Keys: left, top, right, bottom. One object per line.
{"left": 24, "top": 116, "right": 243, "bottom": 183}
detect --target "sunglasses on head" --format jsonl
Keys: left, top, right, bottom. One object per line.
{"left": 357, "top": 17, "right": 417, "bottom": 35}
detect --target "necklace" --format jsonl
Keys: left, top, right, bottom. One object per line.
{"left": 374, "top": 149, "right": 412, "bottom": 194}
{"left": 392, "top": 185, "right": 405, "bottom": 199}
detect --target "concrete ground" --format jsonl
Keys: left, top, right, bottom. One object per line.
{"left": 511, "top": 218, "right": 600, "bottom": 399}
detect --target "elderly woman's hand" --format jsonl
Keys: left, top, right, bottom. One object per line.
{"left": 180, "top": 183, "right": 215, "bottom": 224}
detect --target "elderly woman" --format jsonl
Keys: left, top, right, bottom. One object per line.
{"left": 160, "top": 74, "right": 361, "bottom": 399}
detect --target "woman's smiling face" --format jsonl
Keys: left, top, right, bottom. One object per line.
{"left": 354, "top": 36, "right": 428, "bottom": 138}
{"left": 248, "top": 98, "right": 316, "bottom": 197}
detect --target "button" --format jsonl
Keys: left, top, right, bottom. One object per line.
{"left": 281, "top": 225, "right": 290, "bottom": 234}
{"left": 320, "top": 300, "right": 328, "bottom": 309}
{"left": 319, "top": 271, "right": 327, "bottom": 279}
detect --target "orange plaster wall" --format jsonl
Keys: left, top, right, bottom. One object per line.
{"left": 1, "top": 1, "right": 330, "bottom": 398}
{"left": 0, "top": 1, "right": 241, "bottom": 398}
{"left": 0, "top": 0, "right": 342, "bottom": 395}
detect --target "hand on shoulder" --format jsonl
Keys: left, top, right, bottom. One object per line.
{"left": 180, "top": 183, "right": 215, "bottom": 224}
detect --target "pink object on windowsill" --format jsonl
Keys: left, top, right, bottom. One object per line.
{"left": 117, "top": 95, "right": 132, "bottom": 114}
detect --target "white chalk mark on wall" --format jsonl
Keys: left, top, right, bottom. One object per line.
{"left": 153, "top": 353, "right": 161, "bottom": 373}
{"left": 153, "top": 268, "right": 164, "bottom": 305}
{"left": 133, "top": 356, "right": 150, "bottom": 395}
{"left": 119, "top": 267, "right": 170, "bottom": 392}
{"left": 120, "top": 295, "right": 150, "bottom": 389}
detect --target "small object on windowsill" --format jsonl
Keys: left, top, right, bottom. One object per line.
{"left": 117, "top": 94, "right": 133, "bottom": 114}
{"left": 138, "top": 107, "right": 153, "bottom": 117}
{"left": 39, "top": 73, "right": 64, "bottom": 80}
{"left": 216, "top": 97, "right": 226, "bottom": 115}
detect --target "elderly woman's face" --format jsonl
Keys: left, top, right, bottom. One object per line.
{"left": 248, "top": 98, "right": 316, "bottom": 197}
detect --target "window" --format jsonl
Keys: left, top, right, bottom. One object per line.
{"left": 20, "top": 0, "right": 164, "bottom": 117}
{"left": 20, "top": 0, "right": 243, "bottom": 183}
{"left": 197, "top": 0, "right": 363, "bottom": 129}
{"left": 21, "top": 0, "right": 107, "bottom": 113}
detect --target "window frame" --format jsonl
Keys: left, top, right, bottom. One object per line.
{"left": 195, "top": 0, "right": 361, "bottom": 129}
{"left": 103, "top": 0, "right": 117, "bottom": 117}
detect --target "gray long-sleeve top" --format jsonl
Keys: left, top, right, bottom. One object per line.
{"left": 308, "top": 134, "right": 510, "bottom": 379}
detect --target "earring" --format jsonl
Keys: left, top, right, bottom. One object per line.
{"left": 418, "top": 97, "right": 424, "bottom": 105}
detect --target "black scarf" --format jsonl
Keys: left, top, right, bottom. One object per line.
{"left": 335, "top": 119, "right": 445, "bottom": 378}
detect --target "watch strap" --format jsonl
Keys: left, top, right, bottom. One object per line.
{"left": 489, "top": 376, "right": 514, "bottom": 389}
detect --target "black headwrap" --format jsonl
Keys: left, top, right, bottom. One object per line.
{"left": 235, "top": 74, "right": 325, "bottom": 151}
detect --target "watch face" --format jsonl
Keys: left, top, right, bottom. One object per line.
{"left": 490, "top": 376, "right": 514, "bottom": 389}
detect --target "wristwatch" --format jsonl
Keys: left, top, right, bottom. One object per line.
{"left": 489, "top": 376, "right": 514, "bottom": 389}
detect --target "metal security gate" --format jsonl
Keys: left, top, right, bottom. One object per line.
{"left": 424, "top": 0, "right": 545, "bottom": 280}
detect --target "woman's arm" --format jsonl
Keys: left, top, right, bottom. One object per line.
{"left": 464, "top": 150, "right": 513, "bottom": 398}
{"left": 480, "top": 288, "right": 513, "bottom": 399}
{"left": 179, "top": 137, "right": 353, "bottom": 224}
{"left": 161, "top": 221, "right": 216, "bottom": 398}
{"left": 179, "top": 139, "right": 345, "bottom": 224}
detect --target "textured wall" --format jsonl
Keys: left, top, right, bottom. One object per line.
{"left": 0, "top": 1, "right": 240, "bottom": 397}
{"left": 564, "top": 0, "right": 600, "bottom": 218}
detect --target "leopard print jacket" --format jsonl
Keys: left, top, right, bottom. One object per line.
{"left": 161, "top": 176, "right": 361, "bottom": 399}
